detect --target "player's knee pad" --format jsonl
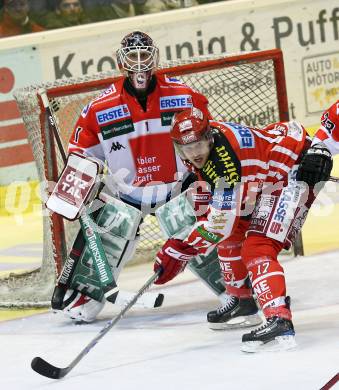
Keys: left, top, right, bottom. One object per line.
{"left": 60, "top": 289, "right": 105, "bottom": 323}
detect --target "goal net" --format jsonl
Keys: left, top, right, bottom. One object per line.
{"left": 1, "top": 49, "right": 295, "bottom": 307}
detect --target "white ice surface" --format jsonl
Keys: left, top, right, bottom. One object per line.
{"left": 1, "top": 251, "right": 339, "bottom": 390}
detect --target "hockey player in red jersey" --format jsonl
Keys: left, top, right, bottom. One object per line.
{"left": 153, "top": 107, "right": 332, "bottom": 352}
{"left": 297, "top": 100, "right": 337, "bottom": 186}
{"left": 49, "top": 31, "right": 227, "bottom": 323}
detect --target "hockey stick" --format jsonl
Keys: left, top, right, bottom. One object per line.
{"left": 31, "top": 269, "right": 161, "bottom": 379}
{"left": 320, "top": 373, "right": 339, "bottom": 390}
{"left": 39, "top": 89, "right": 118, "bottom": 302}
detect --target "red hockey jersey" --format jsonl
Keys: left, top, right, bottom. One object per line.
{"left": 68, "top": 74, "right": 208, "bottom": 205}
{"left": 185, "top": 120, "right": 307, "bottom": 249}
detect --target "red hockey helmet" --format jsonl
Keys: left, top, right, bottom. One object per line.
{"left": 171, "top": 107, "right": 211, "bottom": 144}
{"left": 170, "top": 107, "right": 213, "bottom": 162}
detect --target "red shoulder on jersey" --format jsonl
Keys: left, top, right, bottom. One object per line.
{"left": 315, "top": 100, "right": 339, "bottom": 142}
{"left": 67, "top": 79, "right": 125, "bottom": 156}
{"left": 157, "top": 73, "right": 210, "bottom": 117}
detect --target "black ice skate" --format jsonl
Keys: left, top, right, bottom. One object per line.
{"left": 207, "top": 296, "right": 262, "bottom": 330}
{"left": 241, "top": 315, "right": 297, "bottom": 353}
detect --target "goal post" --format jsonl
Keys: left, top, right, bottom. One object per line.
{"left": 0, "top": 48, "right": 301, "bottom": 307}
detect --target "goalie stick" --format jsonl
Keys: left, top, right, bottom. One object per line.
{"left": 31, "top": 269, "right": 161, "bottom": 379}
{"left": 39, "top": 89, "right": 118, "bottom": 302}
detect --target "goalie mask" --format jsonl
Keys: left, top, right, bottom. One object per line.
{"left": 170, "top": 107, "right": 213, "bottom": 168}
{"left": 116, "top": 31, "right": 159, "bottom": 92}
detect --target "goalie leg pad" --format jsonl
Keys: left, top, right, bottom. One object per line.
{"left": 58, "top": 289, "right": 105, "bottom": 323}
{"left": 69, "top": 195, "right": 142, "bottom": 301}
{"left": 188, "top": 248, "right": 225, "bottom": 296}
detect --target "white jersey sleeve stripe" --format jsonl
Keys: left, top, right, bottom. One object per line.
{"left": 269, "top": 160, "right": 290, "bottom": 173}
{"left": 271, "top": 145, "right": 298, "bottom": 160}
{"left": 241, "top": 159, "right": 269, "bottom": 170}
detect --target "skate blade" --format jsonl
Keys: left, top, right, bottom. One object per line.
{"left": 208, "top": 314, "right": 263, "bottom": 330}
{"left": 241, "top": 335, "right": 297, "bottom": 353}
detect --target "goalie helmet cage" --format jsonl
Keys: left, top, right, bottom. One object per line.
{"left": 1, "top": 48, "right": 302, "bottom": 307}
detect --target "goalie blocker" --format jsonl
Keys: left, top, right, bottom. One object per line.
{"left": 46, "top": 152, "right": 103, "bottom": 220}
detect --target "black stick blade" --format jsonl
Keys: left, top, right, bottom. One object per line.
{"left": 154, "top": 293, "right": 164, "bottom": 308}
{"left": 31, "top": 357, "right": 69, "bottom": 379}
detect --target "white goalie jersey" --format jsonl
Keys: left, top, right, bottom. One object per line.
{"left": 68, "top": 73, "right": 209, "bottom": 205}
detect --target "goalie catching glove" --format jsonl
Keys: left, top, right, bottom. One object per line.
{"left": 154, "top": 239, "right": 198, "bottom": 285}
{"left": 296, "top": 142, "right": 333, "bottom": 188}
{"left": 46, "top": 152, "right": 103, "bottom": 220}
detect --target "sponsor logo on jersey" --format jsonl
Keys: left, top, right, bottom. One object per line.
{"left": 202, "top": 144, "right": 240, "bottom": 187}
{"left": 273, "top": 187, "right": 294, "bottom": 224}
{"left": 196, "top": 226, "right": 222, "bottom": 244}
{"left": 96, "top": 104, "right": 131, "bottom": 125}
{"left": 100, "top": 119, "right": 134, "bottom": 140}
{"left": 164, "top": 76, "right": 182, "bottom": 84}
{"left": 225, "top": 122, "right": 255, "bottom": 148}
{"left": 211, "top": 190, "right": 233, "bottom": 210}
{"left": 160, "top": 95, "right": 193, "bottom": 110}
{"left": 269, "top": 182, "right": 301, "bottom": 242}
{"left": 109, "top": 141, "right": 126, "bottom": 153}
{"left": 161, "top": 111, "right": 176, "bottom": 126}
{"left": 192, "top": 193, "right": 210, "bottom": 202}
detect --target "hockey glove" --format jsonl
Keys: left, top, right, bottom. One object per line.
{"left": 154, "top": 239, "right": 198, "bottom": 285}
{"left": 296, "top": 143, "right": 333, "bottom": 187}
{"left": 46, "top": 152, "right": 103, "bottom": 220}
